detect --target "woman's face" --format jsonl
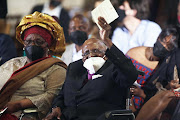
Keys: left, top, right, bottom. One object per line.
{"left": 24, "top": 33, "right": 49, "bottom": 61}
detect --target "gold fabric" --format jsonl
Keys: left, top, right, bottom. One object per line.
{"left": 16, "top": 11, "right": 66, "bottom": 57}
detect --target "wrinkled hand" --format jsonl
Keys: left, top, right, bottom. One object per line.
{"left": 43, "top": 107, "right": 61, "bottom": 120}
{"left": 5, "top": 101, "right": 21, "bottom": 113}
{"left": 98, "top": 17, "right": 112, "bottom": 48}
{"left": 130, "top": 86, "right": 146, "bottom": 99}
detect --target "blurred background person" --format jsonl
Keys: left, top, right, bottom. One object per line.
{"left": 60, "top": 14, "right": 90, "bottom": 65}
{"left": 136, "top": 25, "right": 180, "bottom": 120}
{"left": 89, "top": 0, "right": 125, "bottom": 39}
{"left": 111, "top": 0, "right": 162, "bottom": 54}
{"left": 0, "top": 0, "right": 17, "bottom": 65}
{"left": 128, "top": 26, "right": 180, "bottom": 117}
{"left": 31, "top": 0, "right": 70, "bottom": 43}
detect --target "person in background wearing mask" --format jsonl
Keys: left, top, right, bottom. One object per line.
{"left": 0, "top": 12, "right": 67, "bottom": 120}
{"left": 60, "top": 14, "right": 90, "bottom": 65}
{"left": 131, "top": 26, "right": 180, "bottom": 120}
{"left": 43, "top": 16, "right": 139, "bottom": 120}
{"left": 125, "top": 26, "right": 179, "bottom": 115}
{"left": 31, "top": 0, "right": 70, "bottom": 43}
{"left": 112, "top": 0, "right": 162, "bottom": 54}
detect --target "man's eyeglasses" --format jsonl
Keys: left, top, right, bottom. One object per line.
{"left": 24, "top": 40, "right": 46, "bottom": 46}
{"left": 82, "top": 49, "right": 105, "bottom": 57}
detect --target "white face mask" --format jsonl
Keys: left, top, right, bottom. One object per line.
{"left": 83, "top": 57, "right": 106, "bottom": 74}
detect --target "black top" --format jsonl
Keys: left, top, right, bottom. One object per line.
{"left": 52, "top": 44, "right": 138, "bottom": 120}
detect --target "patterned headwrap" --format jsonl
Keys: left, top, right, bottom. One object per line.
{"left": 16, "top": 11, "right": 65, "bottom": 57}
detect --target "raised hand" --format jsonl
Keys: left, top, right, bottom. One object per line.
{"left": 98, "top": 16, "right": 112, "bottom": 48}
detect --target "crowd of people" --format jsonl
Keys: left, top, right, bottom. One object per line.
{"left": 0, "top": 0, "right": 180, "bottom": 120}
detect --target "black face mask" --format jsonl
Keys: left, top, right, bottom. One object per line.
{"left": 25, "top": 45, "right": 45, "bottom": 62}
{"left": 50, "top": 0, "right": 61, "bottom": 7}
{"left": 153, "top": 40, "right": 170, "bottom": 59}
{"left": 69, "top": 30, "right": 88, "bottom": 46}
{"left": 116, "top": 8, "right": 126, "bottom": 22}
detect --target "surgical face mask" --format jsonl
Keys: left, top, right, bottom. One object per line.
{"left": 153, "top": 40, "right": 170, "bottom": 59}
{"left": 69, "top": 30, "right": 88, "bottom": 46}
{"left": 83, "top": 57, "right": 105, "bottom": 74}
{"left": 25, "top": 45, "right": 45, "bottom": 61}
{"left": 50, "top": 0, "right": 61, "bottom": 7}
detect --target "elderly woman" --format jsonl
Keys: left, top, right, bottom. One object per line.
{"left": 0, "top": 11, "right": 67, "bottom": 120}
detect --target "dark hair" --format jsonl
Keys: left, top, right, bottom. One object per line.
{"left": 126, "top": 0, "right": 150, "bottom": 20}
{"left": 158, "top": 26, "right": 180, "bottom": 50}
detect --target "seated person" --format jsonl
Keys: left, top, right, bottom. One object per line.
{"left": 126, "top": 46, "right": 158, "bottom": 112}
{"left": 43, "top": 16, "right": 139, "bottom": 120}
{"left": 134, "top": 26, "right": 180, "bottom": 120}
{"left": 60, "top": 14, "right": 90, "bottom": 65}
{"left": 126, "top": 26, "right": 179, "bottom": 113}
{"left": 0, "top": 11, "right": 67, "bottom": 120}
{"left": 112, "top": 0, "right": 161, "bottom": 54}
{"left": 136, "top": 50, "right": 180, "bottom": 120}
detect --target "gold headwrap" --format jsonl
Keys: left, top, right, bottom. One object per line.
{"left": 16, "top": 11, "right": 65, "bottom": 57}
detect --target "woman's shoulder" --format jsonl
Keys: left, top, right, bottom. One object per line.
{"left": 127, "top": 46, "right": 147, "bottom": 56}
{"left": 126, "top": 47, "right": 158, "bottom": 69}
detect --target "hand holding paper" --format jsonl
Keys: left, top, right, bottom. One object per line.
{"left": 91, "top": 0, "right": 119, "bottom": 30}
{"left": 98, "top": 17, "right": 113, "bottom": 48}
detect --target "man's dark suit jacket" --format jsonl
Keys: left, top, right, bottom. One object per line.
{"left": 31, "top": 4, "right": 70, "bottom": 43}
{"left": 52, "top": 45, "right": 138, "bottom": 120}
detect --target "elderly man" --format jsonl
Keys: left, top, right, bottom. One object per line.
{"left": 44, "top": 17, "right": 138, "bottom": 120}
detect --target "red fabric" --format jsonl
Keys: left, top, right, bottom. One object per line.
{"left": 0, "top": 113, "right": 18, "bottom": 120}
{"left": 23, "top": 26, "right": 52, "bottom": 46}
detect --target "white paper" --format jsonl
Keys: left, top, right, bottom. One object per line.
{"left": 91, "top": 0, "right": 119, "bottom": 30}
